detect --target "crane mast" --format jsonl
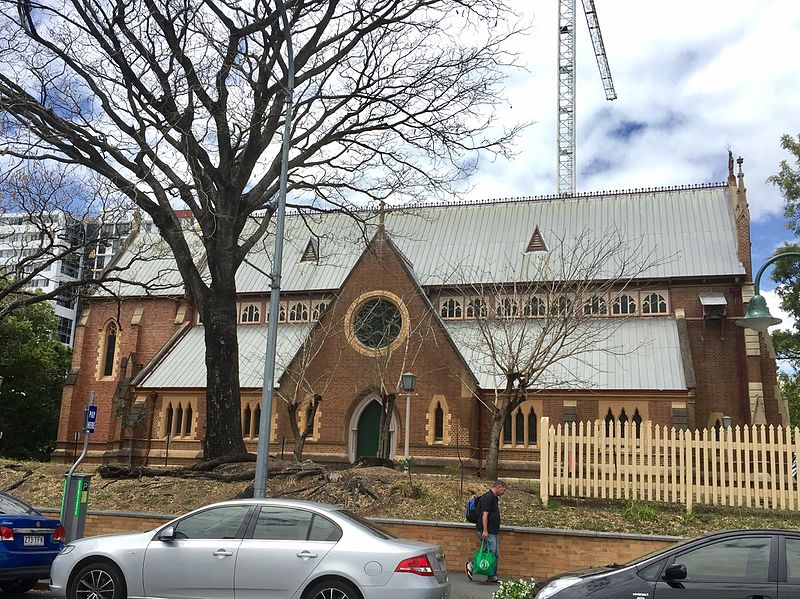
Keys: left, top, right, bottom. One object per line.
{"left": 557, "top": 0, "right": 617, "bottom": 196}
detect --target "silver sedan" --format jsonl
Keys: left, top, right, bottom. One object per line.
{"left": 49, "top": 498, "right": 449, "bottom": 599}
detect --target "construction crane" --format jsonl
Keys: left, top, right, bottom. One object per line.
{"left": 557, "top": 0, "right": 617, "bottom": 196}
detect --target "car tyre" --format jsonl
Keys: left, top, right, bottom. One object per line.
{"left": 68, "top": 561, "right": 126, "bottom": 599}
{"left": 306, "top": 578, "right": 360, "bottom": 599}
{"left": 0, "top": 577, "right": 38, "bottom": 593}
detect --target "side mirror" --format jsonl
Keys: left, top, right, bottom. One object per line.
{"left": 664, "top": 564, "right": 687, "bottom": 581}
{"left": 158, "top": 526, "right": 176, "bottom": 541}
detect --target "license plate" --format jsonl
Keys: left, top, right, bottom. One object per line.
{"left": 23, "top": 535, "right": 44, "bottom": 547}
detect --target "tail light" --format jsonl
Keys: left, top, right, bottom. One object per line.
{"left": 0, "top": 526, "right": 13, "bottom": 542}
{"left": 53, "top": 526, "right": 66, "bottom": 543}
{"left": 395, "top": 554, "right": 434, "bottom": 576}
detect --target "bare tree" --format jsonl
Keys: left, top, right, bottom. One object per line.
{"left": 276, "top": 297, "right": 347, "bottom": 461}
{"left": 447, "top": 230, "right": 662, "bottom": 481}
{"left": 0, "top": 0, "right": 525, "bottom": 459}
{"left": 0, "top": 163, "right": 170, "bottom": 321}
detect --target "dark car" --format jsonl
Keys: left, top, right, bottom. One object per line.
{"left": 0, "top": 491, "right": 64, "bottom": 594}
{"left": 533, "top": 528, "right": 800, "bottom": 599}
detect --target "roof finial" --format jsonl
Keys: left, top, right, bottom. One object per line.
{"left": 378, "top": 200, "right": 385, "bottom": 232}
{"left": 727, "top": 149, "right": 736, "bottom": 186}
{"left": 737, "top": 156, "right": 745, "bottom": 192}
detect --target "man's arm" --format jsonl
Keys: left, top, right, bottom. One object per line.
{"left": 481, "top": 510, "right": 489, "bottom": 539}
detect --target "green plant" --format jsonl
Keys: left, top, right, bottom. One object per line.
{"left": 622, "top": 500, "right": 659, "bottom": 522}
{"left": 491, "top": 578, "right": 537, "bottom": 599}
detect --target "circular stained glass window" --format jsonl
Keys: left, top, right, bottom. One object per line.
{"left": 354, "top": 298, "right": 402, "bottom": 349}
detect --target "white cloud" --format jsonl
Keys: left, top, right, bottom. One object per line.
{"left": 464, "top": 0, "right": 800, "bottom": 227}
{"left": 763, "top": 289, "right": 796, "bottom": 332}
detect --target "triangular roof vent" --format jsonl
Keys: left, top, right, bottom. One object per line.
{"left": 300, "top": 237, "right": 319, "bottom": 263}
{"left": 525, "top": 226, "right": 548, "bottom": 253}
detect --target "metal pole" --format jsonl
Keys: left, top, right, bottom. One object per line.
{"left": 62, "top": 391, "right": 93, "bottom": 524}
{"left": 404, "top": 393, "right": 411, "bottom": 459}
{"left": 753, "top": 251, "right": 800, "bottom": 294}
{"left": 255, "top": 0, "right": 294, "bottom": 499}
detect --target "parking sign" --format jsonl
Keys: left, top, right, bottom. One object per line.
{"left": 86, "top": 405, "right": 98, "bottom": 433}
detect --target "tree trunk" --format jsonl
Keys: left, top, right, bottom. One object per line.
{"left": 202, "top": 286, "right": 247, "bottom": 460}
{"left": 484, "top": 407, "right": 505, "bottom": 481}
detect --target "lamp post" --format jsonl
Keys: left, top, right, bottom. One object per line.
{"left": 401, "top": 372, "right": 417, "bottom": 459}
{"left": 736, "top": 252, "right": 800, "bottom": 331}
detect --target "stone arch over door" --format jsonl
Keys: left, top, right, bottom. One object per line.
{"left": 348, "top": 393, "right": 398, "bottom": 462}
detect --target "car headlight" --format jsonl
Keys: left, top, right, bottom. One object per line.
{"left": 535, "top": 576, "right": 582, "bottom": 599}
{"left": 58, "top": 545, "right": 75, "bottom": 555}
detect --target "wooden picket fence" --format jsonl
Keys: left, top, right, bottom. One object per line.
{"left": 538, "top": 417, "right": 800, "bottom": 512}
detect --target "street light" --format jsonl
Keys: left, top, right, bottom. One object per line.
{"left": 401, "top": 372, "right": 417, "bottom": 459}
{"left": 736, "top": 252, "right": 800, "bottom": 331}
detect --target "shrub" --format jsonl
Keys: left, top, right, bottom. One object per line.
{"left": 491, "top": 578, "right": 537, "bottom": 599}
{"left": 622, "top": 500, "right": 659, "bottom": 522}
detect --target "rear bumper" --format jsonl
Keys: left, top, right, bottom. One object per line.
{"left": 362, "top": 577, "right": 449, "bottom": 599}
{"left": 0, "top": 565, "right": 51, "bottom": 581}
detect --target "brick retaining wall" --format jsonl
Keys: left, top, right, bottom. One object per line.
{"left": 40, "top": 509, "right": 679, "bottom": 579}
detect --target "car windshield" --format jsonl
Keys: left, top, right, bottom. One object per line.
{"left": 0, "top": 493, "right": 39, "bottom": 516}
{"left": 335, "top": 510, "right": 396, "bottom": 539}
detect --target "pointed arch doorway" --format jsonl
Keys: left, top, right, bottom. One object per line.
{"left": 349, "top": 394, "right": 398, "bottom": 462}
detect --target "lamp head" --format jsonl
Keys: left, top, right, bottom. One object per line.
{"left": 400, "top": 372, "right": 417, "bottom": 392}
{"left": 735, "top": 294, "right": 782, "bottom": 332}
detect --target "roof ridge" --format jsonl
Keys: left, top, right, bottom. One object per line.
{"left": 279, "top": 182, "right": 727, "bottom": 216}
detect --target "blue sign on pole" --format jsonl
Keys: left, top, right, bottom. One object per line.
{"left": 86, "top": 405, "right": 98, "bottom": 434}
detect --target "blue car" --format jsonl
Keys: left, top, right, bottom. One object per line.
{"left": 0, "top": 491, "right": 64, "bottom": 594}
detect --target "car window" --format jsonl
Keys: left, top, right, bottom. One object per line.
{"left": 785, "top": 538, "right": 800, "bottom": 583}
{"left": 253, "top": 507, "right": 314, "bottom": 541}
{"left": 676, "top": 536, "right": 771, "bottom": 583}
{"left": 308, "top": 515, "right": 342, "bottom": 542}
{"left": 173, "top": 505, "right": 250, "bottom": 540}
{"left": 0, "top": 493, "right": 38, "bottom": 516}
{"left": 335, "top": 510, "right": 396, "bottom": 539}
{"left": 637, "top": 558, "right": 666, "bottom": 581}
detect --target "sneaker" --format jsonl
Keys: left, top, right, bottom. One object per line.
{"left": 464, "top": 561, "right": 473, "bottom": 581}
{"left": 486, "top": 577, "right": 501, "bottom": 583}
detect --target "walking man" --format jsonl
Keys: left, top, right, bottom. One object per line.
{"left": 465, "top": 480, "right": 507, "bottom": 583}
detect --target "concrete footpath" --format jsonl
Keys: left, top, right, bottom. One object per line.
{"left": 449, "top": 571, "right": 502, "bottom": 599}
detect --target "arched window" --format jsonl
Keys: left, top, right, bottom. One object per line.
{"left": 527, "top": 409, "right": 537, "bottom": 445}
{"left": 240, "top": 304, "right": 260, "bottom": 323}
{"left": 550, "top": 296, "right": 573, "bottom": 316}
{"left": 612, "top": 294, "right": 637, "bottom": 315}
{"left": 440, "top": 299, "right": 462, "bottom": 319}
{"left": 515, "top": 410, "right": 524, "bottom": 444}
{"left": 102, "top": 321, "right": 118, "bottom": 377}
{"left": 583, "top": 295, "right": 607, "bottom": 316}
{"left": 243, "top": 405, "right": 252, "bottom": 438}
{"left": 253, "top": 404, "right": 261, "bottom": 436}
{"left": 165, "top": 403, "right": 174, "bottom": 438}
{"left": 175, "top": 404, "right": 183, "bottom": 437}
{"left": 604, "top": 408, "right": 615, "bottom": 437}
{"left": 642, "top": 293, "right": 668, "bottom": 315}
{"left": 632, "top": 409, "right": 642, "bottom": 439}
{"left": 184, "top": 405, "right": 193, "bottom": 437}
{"left": 434, "top": 403, "right": 444, "bottom": 441}
{"left": 503, "top": 412, "right": 512, "bottom": 444}
{"left": 619, "top": 408, "right": 628, "bottom": 438}
{"left": 466, "top": 298, "right": 487, "bottom": 318}
{"left": 524, "top": 297, "right": 545, "bottom": 318}
{"left": 497, "top": 297, "right": 519, "bottom": 318}
{"left": 289, "top": 302, "right": 309, "bottom": 322}
{"left": 312, "top": 302, "right": 328, "bottom": 321}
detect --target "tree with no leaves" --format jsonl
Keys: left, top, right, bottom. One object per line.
{"left": 447, "top": 230, "right": 661, "bottom": 481}
{"left": 0, "top": 0, "right": 525, "bottom": 459}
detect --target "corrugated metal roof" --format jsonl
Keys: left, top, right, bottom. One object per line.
{"left": 105, "top": 185, "right": 744, "bottom": 297}
{"left": 445, "top": 317, "right": 687, "bottom": 391}
{"left": 137, "top": 323, "right": 313, "bottom": 389}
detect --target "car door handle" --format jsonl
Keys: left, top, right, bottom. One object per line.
{"left": 212, "top": 549, "right": 233, "bottom": 558}
{"left": 296, "top": 550, "right": 319, "bottom": 559}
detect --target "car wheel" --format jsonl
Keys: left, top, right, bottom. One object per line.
{"left": 306, "top": 579, "right": 360, "bottom": 599}
{"left": 0, "top": 577, "right": 38, "bottom": 593}
{"left": 69, "top": 562, "right": 126, "bottom": 599}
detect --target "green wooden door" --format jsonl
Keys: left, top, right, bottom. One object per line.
{"left": 356, "top": 401, "right": 382, "bottom": 458}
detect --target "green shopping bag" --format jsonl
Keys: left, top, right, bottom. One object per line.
{"left": 472, "top": 540, "right": 496, "bottom": 576}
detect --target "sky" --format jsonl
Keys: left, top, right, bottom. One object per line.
{"left": 458, "top": 0, "right": 800, "bottom": 329}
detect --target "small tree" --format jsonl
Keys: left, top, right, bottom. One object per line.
{"left": 449, "top": 230, "right": 660, "bottom": 481}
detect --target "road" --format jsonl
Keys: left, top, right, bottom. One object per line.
{"left": 1, "top": 571, "right": 499, "bottom": 599}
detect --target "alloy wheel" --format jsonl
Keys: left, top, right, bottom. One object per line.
{"left": 75, "top": 568, "right": 117, "bottom": 599}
